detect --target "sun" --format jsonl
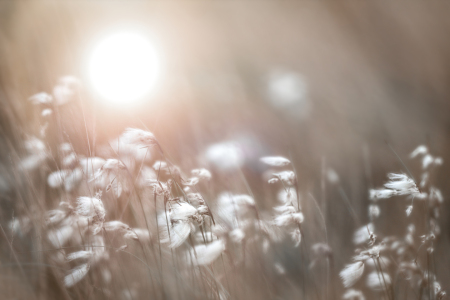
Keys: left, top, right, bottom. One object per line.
{"left": 88, "top": 31, "right": 160, "bottom": 104}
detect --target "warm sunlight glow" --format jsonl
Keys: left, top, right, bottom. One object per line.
{"left": 88, "top": 32, "right": 160, "bottom": 104}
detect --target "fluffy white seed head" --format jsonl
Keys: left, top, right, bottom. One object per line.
{"left": 274, "top": 263, "right": 286, "bottom": 275}
{"left": 48, "top": 170, "right": 71, "bottom": 188}
{"left": 217, "top": 193, "right": 256, "bottom": 225}
{"left": 366, "top": 271, "right": 391, "bottom": 290}
{"left": 343, "top": 289, "right": 365, "bottom": 300}
{"left": 410, "top": 145, "right": 428, "bottom": 158}
{"left": 102, "top": 159, "right": 126, "bottom": 171}
{"left": 125, "top": 228, "right": 151, "bottom": 242}
{"left": 422, "top": 154, "right": 434, "bottom": 169}
{"left": 229, "top": 228, "right": 245, "bottom": 243}
{"left": 66, "top": 251, "right": 93, "bottom": 262}
{"left": 153, "top": 160, "right": 168, "bottom": 171}
{"left": 76, "top": 197, "right": 105, "bottom": 220}
{"left": 353, "top": 223, "right": 374, "bottom": 245}
{"left": 103, "top": 221, "right": 130, "bottom": 232}
{"left": 46, "top": 210, "right": 67, "bottom": 226}
{"left": 63, "top": 168, "right": 83, "bottom": 192}
{"left": 271, "top": 171, "right": 296, "bottom": 185}
{"left": 291, "top": 229, "right": 301, "bottom": 247}
{"left": 25, "top": 136, "right": 46, "bottom": 154}
{"left": 64, "top": 263, "right": 90, "bottom": 287}
{"left": 48, "top": 226, "right": 74, "bottom": 248}
{"left": 327, "top": 168, "right": 340, "bottom": 184}
{"left": 369, "top": 189, "right": 397, "bottom": 200}
{"left": 434, "top": 157, "right": 443, "bottom": 166}
{"left": 260, "top": 156, "right": 291, "bottom": 167}
{"left": 170, "top": 202, "right": 198, "bottom": 221}
{"left": 205, "top": 141, "right": 244, "bottom": 170}
{"left": 62, "top": 153, "right": 78, "bottom": 168}
{"left": 368, "top": 205, "right": 380, "bottom": 219}
{"left": 121, "top": 128, "right": 157, "bottom": 147}
{"left": 274, "top": 205, "right": 296, "bottom": 215}
{"left": 189, "top": 240, "right": 226, "bottom": 266}
{"left": 277, "top": 187, "right": 298, "bottom": 207}
{"left": 41, "top": 108, "right": 53, "bottom": 117}
{"left": 406, "top": 205, "right": 413, "bottom": 216}
{"left": 191, "top": 168, "right": 212, "bottom": 180}
{"left": 159, "top": 219, "right": 192, "bottom": 248}
{"left": 363, "top": 256, "right": 390, "bottom": 269}
{"left": 182, "top": 177, "right": 199, "bottom": 186}
{"left": 29, "top": 92, "right": 53, "bottom": 105}
{"left": 384, "top": 173, "right": 419, "bottom": 196}
{"left": 274, "top": 212, "right": 304, "bottom": 227}
{"left": 79, "top": 157, "right": 106, "bottom": 177}
{"left": 340, "top": 261, "right": 365, "bottom": 288}
{"left": 53, "top": 76, "right": 80, "bottom": 106}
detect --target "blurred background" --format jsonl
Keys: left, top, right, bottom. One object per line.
{"left": 1, "top": 1, "right": 450, "bottom": 298}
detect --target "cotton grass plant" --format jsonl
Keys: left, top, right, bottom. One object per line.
{"left": 1, "top": 78, "right": 448, "bottom": 300}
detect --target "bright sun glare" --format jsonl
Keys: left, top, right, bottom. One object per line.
{"left": 88, "top": 31, "right": 160, "bottom": 104}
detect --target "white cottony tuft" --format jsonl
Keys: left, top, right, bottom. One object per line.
{"left": 340, "top": 261, "right": 365, "bottom": 288}
{"left": 369, "top": 189, "right": 397, "bottom": 200}
{"left": 277, "top": 187, "right": 298, "bottom": 207}
{"left": 189, "top": 240, "right": 225, "bottom": 266}
{"left": 343, "top": 289, "right": 366, "bottom": 300}
{"left": 29, "top": 92, "right": 53, "bottom": 105}
{"left": 103, "top": 221, "right": 130, "bottom": 232}
{"left": 271, "top": 171, "right": 296, "bottom": 185}
{"left": 274, "top": 212, "right": 304, "bottom": 227}
{"left": 384, "top": 173, "right": 419, "bottom": 196}
{"left": 366, "top": 271, "right": 391, "bottom": 290}
{"left": 274, "top": 263, "right": 286, "bottom": 275}
{"left": 434, "top": 157, "right": 443, "bottom": 166}
{"left": 63, "top": 168, "right": 83, "bottom": 192}
{"left": 21, "top": 137, "right": 47, "bottom": 169}
{"left": 64, "top": 263, "right": 90, "bottom": 287}
{"left": 42, "top": 108, "right": 53, "bottom": 117}
{"left": 205, "top": 141, "right": 244, "bottom": 170}
{"left": 62, "top": 153, "right": 78, "bottom": 168}
{"left": 291, "top": 228, "right": 301, "bottom": 247}
{"left": 420, "top": 172, "right": 429, "bottom": 188}
{"left": 170, "top": 202, "right": 197, "bottom": 221}
{"left": 410, "top": 145, "right": 428, "bottom": 158}
{"left": 406, "top": 205, "right": 413, "bottom": 216}
{"left": 422, "top": 154, "right": 434, "bottom": 169}
{"left": 91, "top": 159, "right": 125, "bottom": 182}
{"left": 153, "top": 161, "right": 167, "bottom": 171}
{"left": 191, "top": 168, "right": 212, "bottom": 180}
{"left": 46, "top": 210, "right": 67, "bottom": 226}
{"left": 274, "top": 205, "right": 296, "bottom": 215}
{"left": 326, "top": 168, "right": 340, "bottom": 184}
{"left": 121, "top": 128, "right": 157, "bottom": 148}
{"left": 159, "top": 219, "right": 192, "bottom": 248}
{"left": 102, "top": 159, "right": 126, "bottom": 170}
{"left": 79, "top": 157, "right": 106, "bottom": 177}
{"left": 353, "top": 223, "right": 374, "bottom": 245}
{"left": 311, "top": 243, "right": 332, "bottom": 257}
{"left": 229, "top": 228, "right": 245, "bottom": 243}
{"left": 76, "top": 196, "right": 106, "bottom": 220}
{"left": 53, "top": 76, "right": 80, "bottom": 106}
{"left": 48, "top": 170, "right": 71, "bottom": 188}
{"left": 182, "top": 177, "right": 199, "bottom": 186}
{"left": 368, "top": 205, "right": 380, "bottom": 219}
{"left": 125, "top": 228, "right": 151, "bottom": 242}
{"left": 260, "top": 156, "right": 291, "bottom": 167}
{"left": 66, "top": 251, "right": 93, "bottom": 262}
{"left": 48, "top": 226, "right": 74, "bottom": 248}
{"left": 217, "top": 193, "right": 255, "bottom": 225}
